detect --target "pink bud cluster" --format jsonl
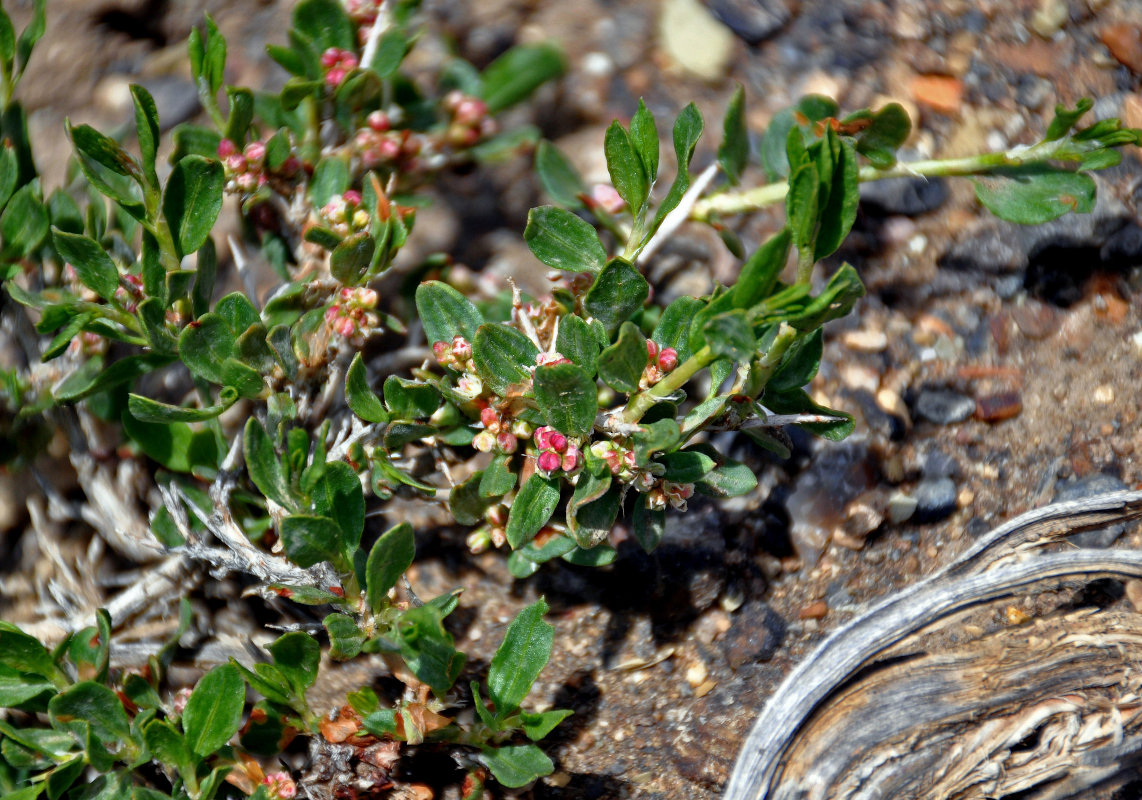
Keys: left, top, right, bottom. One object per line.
{"left": 641, "top": 339, "right": 679, "bottom": 389}
{"left": 320, "top": 47, "right": 359, "bottom": 89}
{"left": 465, "top": 504, "right": 513, "bottom": 553}
{"left": 263, "top": 771, "right": 297, "bottom": 800}
{"left": 172, "top": 686, "right": 193, "bottom": 715}
{"left": 353, "top": 117, "right": 425, "bottom": 171}
{"left": 325, "top": 286, "right": 380, "bottom": 339}
{"left": 647, "top": 481, "right": 695, "bottom": 512}
{"left": 590, "top": 440, "right": 637, "bottom": 480}
{"left": 218, "top": 137, "right": 300, "bottom": 194}
{"left": 534, "top": 426, "right": 581, "bottom": 475}
{"left": 472, "top": 406, "right": 532, "bottom": 454}
{"left": 70, "top": 330, "right": 107, "bottom": 357}
{"left": 321, "top": 190, "right": 370, "bottom": 236}
{"left": 432, "top": 335, "right": 476, "bottom": 372}
{"left": 343, "top": 0, "right": 384, "bottom": 37}
{"left": 442, "top": 91, "right": 496, "bottom": 148}
{"left": 535, "top": 351, "right": 571, "bottom": 367}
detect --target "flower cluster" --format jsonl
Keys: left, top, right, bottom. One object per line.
{"left": 534, "top": 426, "right": 582, "bottom": 475}
{"left": 262, "top": 771, "right": 298, "bottom": 800}
{"left": 218, "top": 138, "right": 300, "bottom": 194}
{"left": 343, "top": 0, "right": 383, "bottom": 35}
{"left": 472, "top": 406, "right": 532, "bottom": 454}
{"left": 432, "top": 335, "right": 475, "bottom": 372}
{"left": 648, "top": 481, "right": 694, "bottom": 512}
{"left": 442, "top": 91, "right": 495, "bottom": 148}
{"left": 642, "top": 339, "right": 679, "bottom": 389}
{"left": 320, "top": 46, "right": 359, "bottom": 89}
{"left": 325, "top": 286, "right": 380, "bottom": 340}
{"left": 321, "top": 190, "right": 370, "bottom": 236}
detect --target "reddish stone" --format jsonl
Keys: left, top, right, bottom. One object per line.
{"left": 1102, "top": 24, "right": 1142, "bottom": 74}
{"left": 975, "top": 391, "right": 1022, "bottom": 422}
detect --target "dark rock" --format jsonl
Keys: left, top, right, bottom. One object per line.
{"left": 859, "top": 176, "right": 948, "bottom": 216}
{"left": 720, "top": 601, "right": 786, "bottom": 669}
{"left": 920, "top": 448, "right": 960, "bottom": 479}
{"left": 1054, "top": 473, "right": 1129, "bottom": 548}
{"left": 1101, "top": 223, "right": 1142, "bottom": 266}
{"left": 914, "top": 388, "right": 975, "bottom": 425}
{"left": 709, "top": 0, "right": 791, "bottom": 45}
{"left": 965, "top": 517, "right": 992, "bottom": 538}
{"left": 1015, "top": 74, "right": 1052, "bottom": 110}
{"left": 845, "top": 388, "right": 906, "bottom": 440}
{"left": 940, "top": 221, "right": 1028, "bottom": 274}
{"left": 911, "top": 477, "right": 957, "bottom": 523}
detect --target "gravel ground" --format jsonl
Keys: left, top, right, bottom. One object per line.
{"left": 5, "top": 0, "right": 1142, "bottom": 798}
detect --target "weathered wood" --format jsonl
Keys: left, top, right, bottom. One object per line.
{"left": 725, "top": 490, "right": 1142, "bottom": 800}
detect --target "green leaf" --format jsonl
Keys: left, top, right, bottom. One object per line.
{"left": 473, "top": 323, "right": 539, "bottom": 395}
{"left": 366, "top": 522, "right": 415, "bottom": 613}
{"left": 268, "top": 631, "right": 321, "bottom": 694}
{"left": 127, "top": 393, "right": 229, "bottom": 423}
{"left": 0, "top": 143, "right": 19, "bottom": 209}
{"left": 632, "top": 418, "right": 681, "bottom": 464}
{"left": 415, "top": 280, "right": 483, "bottom": 349}
{"left": 368, "top": 27, "right": 406, "bottom": 76}
{"left": 567, "top": 481, "right": 620, "bottom": 548}
{"left": 519, "top": 708, "right": 573, "bottom": 741}
{"left": 562, "top": 542, "right": 617, "bottom": 566}
{"left": 362, "top": 709, "right": 398, "bottom": 737}
{"left": 652, "top": 103, "right": 704, "bottom": 229}
{"left": 703, "top": 310, "right": 755, "bottom": 361}
{"left": 131, "top": 85, "right": 161, "bottom": 189}
{"left": 488, "top": 598, "right": 554, "bottom": 717}
{"left": 786, "top": 262, "right": 865, "bottom": 331}
{"left": 178, "top": 312, "right": 235, "bottom": 384}
{"left": 524, "top": 205, "right": 607, "bottom": 275}
{"left": 244, "top": 417, "right": 293, "bottom": 509}
{"left": 555, "top": 313, "right": 600, "bottom": 377}
{"left": 1045, "top": 98, "right": 1093, "bottom": 141}
{"left": 312, "top": 461, "right": 365, "bottom": 553}
{"left": 632, "top": 497, "right": 665, "bottom": 553}
{"left": 345, "top": 353, "right": 388, "bottom": 423}
{"left": 0, "top": 665, "right": 54, "bottom": 707}
{"left": 583, "top": 258, "right": 649, "bottom": 336}
{"left": 479, "top": 743, "right": 554, "bottom": 788}
{"left": 658, "top": 449, "right": 716, "bottom": 482}
{"left": 695, "top": 453, "right": 758, "bottom": 498}
{"left": 182, "top": 663, "right": 244, "bottom": 757}
{"left": 330, "top": 232, "right": 375, "bottom": 285}
{"left": 142, "top": 720, "right": 192, "bottom": 782}
{"left": 68, "top": 123, "right": 139, "bottom": 179}
{"left": 48, "top": 681, "right": 130, "bottom": 745}
{"left": 480, "top": 452, "right": 517, "bottom": 498}
{"left": 280, "top": 514, "right": 343, "bottom": 568}
{"left": 394, "top": 605, "right": 465, "bottom": 697}
{"left": 505, "top": 474, "right": 560, "bottom": 548}
{"left": 763, "top": 388, "right": 854, "bottom": 441}
{"left": 973, "top": 166, "right": 1096, "bottom": 225}
{"left": 0, "top": 181, "right": 48, "bottom": 259}
{"left": 850, "top": 103, "right": 911, "bottom": 169}
{"left": 225, "top": 87, "right": 255, "bottom": 146}
{"left": 518, "top": 532, "right": 576, "bottom": 565}
{"left": 191, "top": 237, "right": 218, "bottom": 318}
{"left": 0, "top": 624, "right": 60, "bottom": 682}
{"left": 230, "top": 660, "right": 291, "bottom": 706}
{"left": 384, "top": 422, "right": 435, "bottom": 449}
{"left": 652, "top": 296, "right": 703, "bottom": 364}
{"left": 122, "top": 411, "right": 220, "bottom": 474}
{"left": 759, "top": 95, "right": 838, "bottom": 181}
{"left": 597, "top": 321, "right": 647, "bottom": 393}
{"left": 479, "top": 42, "right": 565, "bottom": 114}
{"left": 768, "top": 328, "right": 823, "bottom": 392}
{"left": 323, "top": 614, "right": 364, "bottom": 660}
{"left": 50, "top": 230, "right": 117, "bottom": 299}
{"left": 292, "top": 0, "right": 356, "bottom": 54}
{"left": 718, "top": 84, "right": 749, "bottom": 184}
{"left": 630, "top": 98, "right": 659, "bottom": 182}
{"left": 733, "top": 228, "right": 790, "bottom": 310}
{"left": 384, "top": 376, "right": 440, "bottom": 420}
{"left": 533, "top": 363, "right": 597, "bottom": 437}
{"left": 604, "top": 120, "right": 647, "bottom": 213}
{"left": 813, "top": 134, "right": 859, "bottom": 260}
{"left": 163, "top": 155, "right": 224, "bottom": 259}
{"left": 309, "top": 157, "right": 350, "bottom": 207}
{"left": 786, "top": 162, "right": 820, "bottom": 258}
{"left": 449, "top": 470, "right": 494, "bottom": 526}
{"left": 535, "top": 141, "right": 586, "bottom": 208}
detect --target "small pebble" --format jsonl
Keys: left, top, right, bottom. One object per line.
{"left": 888, "top": 491, "right": 918, "bottom": 523}
{"left": 1126, "top": 579, "right": 1142, "bottom": 613}
{"left": 912, "top": 477, "right": 958, "bottom": 523}
{"left": 1101, "top": 23, "right": 1142, "bottom": 73}
{"left": 915, "top": 388, "right": 976, "bottom": 425}
{"left": 841, "top": 328, "right": 889, "bottom": 353}
{"left": 975, "top": 391, "right": 1022, "bottom": 422}
{"left": 957, "top": 487, "right": 975, "bottom": 507}
{"left": 798, "top": 600, "right": 829, "bottom": 620}
{"left": 685, "top": 660, "right": 709, "bottom": 689}
{"left": 910, "top": 74, "right": 964, "bottom": 114}
{"left": 693, "top": 679, "right": 717, "bottom": 698}
{"left": 1093, "top": 385, "right": 1115, "bottom": 405}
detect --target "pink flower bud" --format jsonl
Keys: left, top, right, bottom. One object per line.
{"left": 443, "top": 90, "right": 464, "bottom": 112}
{"left": 320, "top": 47, "right": 342, "bottom": 68}
{"left": 325, "top": 305, "right": 341, "bottom": 322}
{"left": 480, "top": 407, "right": 499, "bottom": 429}
{"left": 243, "top": 140, "right": 266, "bottom": 164}
{"left": 172, "top": 686, "right": 193, "bottom": 715}
{"left": 280, "top": 155, "right": 301, "bottom": 175}
{"left": 490, "top": 526, "right": 507, "bottom": 548}
{"left": 657, "top": 347, "right": 678, "bottom": 372}
{"left": 236, "top": 173, "right": 258, "bottom": 192}
{"left": 646, "top": 339, "right": 659, "bottom": 360}
{"left": 467, "top": 528, "right": 492, "bottom": 554}
{"left": 217, "top": 138, "right": 237, "bottom": 158}
{"left": 589, "top": 183, "right": 625, "bottom": 214}
{"left": 263, "top": 771, "right": 297, "bottom": 800}
{"left": 534, "top": 426, "right": 555, "bottom": 450}
{"left": 486, "top": 504, "right": 508, "bottom": 527}
{"left": 562, "top": 444, "right": 581, "bottom": 473}
{"left": 356, "top": 287, "right": 378, "bottom": 309}
{"left": 377, "top": 137, "right": 401, "bottom": 160}
{"left": 454, "top": 98, "right": 488, "bottom": 126}
{"left": 451, "top": 336, "right": 472, "bottom": 360}
{"left": 224, "top": 153, "right": 248, "bottom": 174}
{"left": 537, "top": 450, "right": 561, "bottom": 473}
{"left": 335, "top": 316, "right": 356, "bottom": 337}
{"left": 343, "top": 189, "right": 362, "bottom": 206}
{"left": 496, "top": 431, "right": 518, "bottom": 454}
{"left": 367, "top": 110, "right": 391, "bottom": 131}
{"left": 548, "top": 432, "right": 567, "bottom": 453}
{"left": 432, "top": 341, "right": 450, "bottom": 362}
{"left": 473, "top": 430, "right": 496, "bottom": 453}
{"left": 340, "top": 287, "right": 355, "bottom": 302}
{"left": 325, "top": 68, "right": 346, "bottom": 88}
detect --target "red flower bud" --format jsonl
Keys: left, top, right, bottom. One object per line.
{"left": 646, "top": 339, "right": 659, "bottom": 360}
{"left": 657, "top": 347, "right": 678, "bottom": 372}
{"left": 537, "top": 450, "right": 561, "bottom": 473}
{"left": 217, "top": 138, "right": 237, "bottom": 158}
{"left": 548, "top": 432, "right": 567, "bottom": 453}
{"left": 480, "top": 407, "right": 499, "bottom": 429}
